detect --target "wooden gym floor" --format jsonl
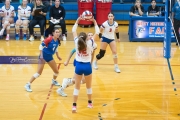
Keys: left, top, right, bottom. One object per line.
{"left": 0, "top": 25, "right": 180, "bottom": 120}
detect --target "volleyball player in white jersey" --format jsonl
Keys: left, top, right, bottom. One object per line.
{"left": 0, "top": 0, "right": 15, "bottom": 40}
{"left": 93, "top": 12, "right": 121, "bottom": 73}
{"left": 15, "top": 0, "right": 31, "bottom": 40}
{"left": 70, "top": 16, "right": 99, "bottom": 113}
{"left": 56, "top": 32, "right": 97, "bottom": 97}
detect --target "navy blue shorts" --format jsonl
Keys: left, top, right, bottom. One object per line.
{"left": 102, "top": 37, "right": 114, "bottom": 44}
{"left": 75, "top": 61, "right": 92, "bottom": 76}
{"left": 42, "top": 52, "right": 53, "bottom": 62}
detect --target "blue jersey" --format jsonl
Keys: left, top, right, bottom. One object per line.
{"left": 41, "top": 36, "right": 59, "bottom": 55}
{"left": 172, "top": 2, "right": 180, "bottom": 20}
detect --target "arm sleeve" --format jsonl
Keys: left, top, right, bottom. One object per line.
{"left": 41, "top": 36, "right": 53, "bottom": 47}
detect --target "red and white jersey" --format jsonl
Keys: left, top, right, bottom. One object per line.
{"left": 74, "top": 37, "right": 96, "bottom": 62}
{"left": 1, "top": 5, "right": 15, "bottom": 19}
{"left": 101, "top": 20, "right": 118, "bottom": 39}
{"left": 18, "top": 5, "right": 31, "bottom": 20}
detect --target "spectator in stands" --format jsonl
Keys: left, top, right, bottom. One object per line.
{"left": 30, "top": 0, "right": 52, "bottom": 10}
{"left": 147, "top": 0, "right": 159, "bottom": 16}
{"left": 15, "top": 0, "right": 31, "bottom": 40}
{"left": 0, "top": 0, "right": 15, "bottom": 40}
{"left": 29, "top": 0, "right": 47, "bottom": 41}
{"left": 48, "top": 0, "right": 67, "bottom": 41}
{"left": 129, "top": 0, "right": 144, "bottom": 16}
{"left": 172, "top": 0, "right": 180, "bottom": 46}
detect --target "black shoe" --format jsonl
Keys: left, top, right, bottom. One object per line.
{"left": 176, "top": 43, "right": 178, "bottom": 46}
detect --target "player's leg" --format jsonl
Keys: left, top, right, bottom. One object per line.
{"left": 47, "top": 59, "right": 61, "bottom": 86}
{"left": 15, "top": 19, "right": 22, "bottom": 40}
{"left": 22, "top": 20, "right": 29, "bottom": 40}
{"left": 109, "top": 40, "right": 120, "bottom": 73}
{"left": 83, "top": 62, "right": 93, "bottom": 108}
{"left": 93, "top": 38, "right": 108, "bottom": 69}
{"left": 24, "top": 58, "right": 46, "bottom": 92}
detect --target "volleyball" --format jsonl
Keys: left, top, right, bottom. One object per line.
{"left": 81, "top": 10, "right": 93, "bottom": 20}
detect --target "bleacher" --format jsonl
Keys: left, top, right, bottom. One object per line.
{"left": 0, "top": 0, "right": 165, "bottom": 24}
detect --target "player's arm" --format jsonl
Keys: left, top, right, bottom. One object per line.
{"left": 64, "top": 48, "right": 76, "bottom": 66}
{"left": 39, "top": 45, "right": 43, "bottom": 59}
{"left": 91, "top": 43, "right": 97, "bottom": 64}
{"left": 72, "top": 16, "right": 82, "bottom": 38}
{"left": 55, "top": 48, "right": 62, "bottom": 61}
{"left": 90, "top": 18, "right": 100, "bottom": 41}
{"left": 115, "top": 24, "right": 120, "bottom": 42}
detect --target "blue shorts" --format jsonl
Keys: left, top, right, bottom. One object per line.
{"left": 42, "top": 52, "right": 53, "bottom": 62}
{"left": 75, "top": 61, "right": 92, "bottom": 76}
{"left": 73, "top": 59, "right": 76, "bottom": 67}
{"left": 102, "top": 37, "right": 114, "bottom": 44}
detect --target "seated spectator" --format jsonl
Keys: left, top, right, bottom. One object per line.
{"left": 0, "top": 0, "right": 15, "bottom": 40}
{"left": 147, "top": 0, "right": 159, "bottom": 16}
{"left": 48, "top": 0, "right": 67, "bottom": 41}
{"left": 29, "top": 0, "right": 47, "bottom": 41}
{"left": 15, "top": 0, "right": 31, "bottom": 40}
{"left": 129, "top": 0, "right": 144, "bottom": 16}
{"left": 30, "top": 0, "right": 52, "bottom": 10}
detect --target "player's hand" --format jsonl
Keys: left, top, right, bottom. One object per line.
{"left": 78, "top": 15, "right": 84, "bottom": 21}
{"left": 88, "top": 16, "right": 95, "bottom": 22}
{"left": 64, "top": 61, "right": 69, "bottom": 66}
{"left": 117, "top": 39, "right": 120, "bottom": 42}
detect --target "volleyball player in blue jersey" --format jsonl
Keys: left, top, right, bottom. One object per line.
{"left": 24, "top": 28, "right": 62, "bottom": 92}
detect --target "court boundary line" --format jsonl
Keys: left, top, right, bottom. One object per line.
{"left": 39, "top": 63, "right": 61, "bottom": 120}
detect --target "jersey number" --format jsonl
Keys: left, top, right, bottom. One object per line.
{"left": 53, "top": 47, "right": 56, "bottom": 51}
{"left": 109, "top": 28, "right": 112, "bottom": 32}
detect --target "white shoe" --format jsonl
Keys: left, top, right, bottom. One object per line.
{"left": 24, "top": 83, "right": 32, "bottom": 92}
{"left": 29, "top": 36, "right": 34, "bottom": 41}
{"left": 40, "top": 36, "right": 44, "bottom": 41}
{"left": 0, "top": 29, "right": 4, "bottom": 36}
{"left": 5, "top": 36, "right": 9, "bottom": 41}
{"left": 52, "top": 79, "right": 60, "bottom": 86}
{"left": 62, "top": 35, "right": 66, "bottom": 41}
{"left": 62, "top": 78, "right": 73, "bottom": 88}
{"left": 56, "top": 87, "right": 67, "bottom": 97}
{"left": 114, "top": 65, "right": 121, "bottom": 73}
{"left": 93, "top": 61, "right": 98, "bottom": 70}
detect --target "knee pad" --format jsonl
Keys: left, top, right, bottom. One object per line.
{"left": 73, "top": 88, "right": 79, "bottom": 96}
{"left": 87, "top": 88, "right": 92, "bottom": 94}
{"left": 113, "top": 54, "right": 118, "bottom": 58}
{"left": 96, "top": 49, "right": 106, "bottom": 60}
{"left": 53, "top": 72, "right": 59, "bottom": 77}
{"left": 23, "top": 26, "right": 28, "bottom": 31}
{"left": 15, "top": 25, "right": 20, "bottom": 30}
{"left": 6, "top": 26, "right": 10, "bottom": 30}
{"left": 33, "top": 73, "right": 40, "bottom": 78}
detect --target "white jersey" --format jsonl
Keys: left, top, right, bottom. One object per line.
{"left": 74, "top": 37, "right": 96, "bottom": 62}
{"left": 1, "top": 5, "right": 15, "bottom": 19}
{"left": 101, "top": 20, "right": 118, "bottom": 39}
{"left": 18, "top": 5, "right": 31, "bottom": 20}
